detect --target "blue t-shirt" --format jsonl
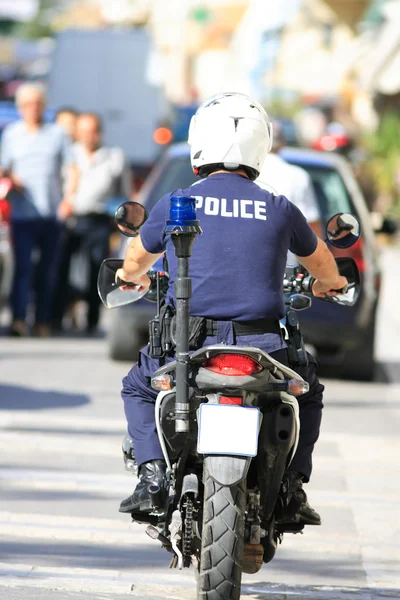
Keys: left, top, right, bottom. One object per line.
{"left": 140, "top": 173, "right": 317, "bottom": 321}
{"left": 0, "top": 121, "right": 70, "bottom": 220}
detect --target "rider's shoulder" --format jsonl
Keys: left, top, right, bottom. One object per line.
{"left": 268, "top": 192, "right": 292, "bottom": 213}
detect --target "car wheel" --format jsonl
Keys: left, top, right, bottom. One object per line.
{"left": 339, "top": 322, "right": 376, "bottom": 381}
{"left": 108, "top": 308, "right": 148, "bottom": 361}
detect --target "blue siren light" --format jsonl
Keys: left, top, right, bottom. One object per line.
{"left": 168, "top": 196, "right": 197, "bottom": 225}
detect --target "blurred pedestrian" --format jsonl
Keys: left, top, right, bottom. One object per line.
{"left": 55, "top": 107, "right": 78, "bottom": 142}
{"left": 53, "top": 113, "right": 132, "bottom": 334}
{"left": 0, "top": 82, "right": 71, "bottom": 337}
{"left": 256, "top": 121, "right": 323, "bottom": 237}
{"left": 53, "top": 107, "right": 82, "bottom": 328}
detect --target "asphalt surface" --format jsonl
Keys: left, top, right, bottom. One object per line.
{"left": 0, "top": 247, "right": 399, "bottom": 600}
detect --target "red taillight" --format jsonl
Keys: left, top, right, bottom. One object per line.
{"left": 202, "top": 353, "right": 263, "bottom": 376}
{"left": 219, "top": 396, "right": 243, "bottom": 405}
{"left": 0, "top": 199, "right": 10, "bottom": 223}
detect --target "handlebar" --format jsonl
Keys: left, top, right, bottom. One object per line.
{"left": 115, "top": 270, "right": 170, "bottom": 305}
{"left": 283, "top": 272, "right": 315, "bottom": 295}
{"left": 115, "top": 275, "right": 138, "bottom": 288}
{"left": 283, "top": 272, "right": 349, "bottom": 296}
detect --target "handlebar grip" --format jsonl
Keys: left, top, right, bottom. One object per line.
{"left": 115, "top": 275, "right": 137, "bottom": 288}
{"left": 331, "top": 285, "right": 348, "bottom": 295}
{"left": 301, "top": 276, "right": 315, "bottom": 293}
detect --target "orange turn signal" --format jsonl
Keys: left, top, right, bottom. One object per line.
{"left": 151, "top": 374, "right": 174, "bottom": 391}
{"left": 287, "top": 379, "right": 309, "bottom": 396}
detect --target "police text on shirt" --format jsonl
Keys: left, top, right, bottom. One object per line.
{"left": 193, "top": 196, "right": 267, "bottom": 221}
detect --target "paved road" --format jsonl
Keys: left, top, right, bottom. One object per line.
{"left": 0, "top": 248, "right": 399, "bottom": 600}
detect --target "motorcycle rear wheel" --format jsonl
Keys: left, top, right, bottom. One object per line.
{"left": 197, "top": 468, "right": 246, "bottom": 600}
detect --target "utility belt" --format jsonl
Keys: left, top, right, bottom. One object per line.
{"left": 204, "top": 318, "right": 280, "bottom": 337}
{"left": 148, "top": 305, "right": 281, "bottom": 359}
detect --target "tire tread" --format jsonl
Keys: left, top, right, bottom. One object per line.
{"left": 198, "top": 471, "right": 246, "bottom": 600}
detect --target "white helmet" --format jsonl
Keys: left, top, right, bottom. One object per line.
{"left": 188, "top": 92, "right": 273, "bottom": 180}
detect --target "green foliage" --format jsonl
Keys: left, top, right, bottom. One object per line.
{"left": 13, "top": 0, "right": 55, "bottom": 39}
{"left": 264, "top": 97, "right": 302, "bottom": 119}
{"left": 0, "top": 19, "right": 18, "bottom": 35}
{"left": 364, "top": 112, "right": 400, "bottom": 214}
{"left": 14, "top": 20, "right": 53, "bottom": 40}
{"left": 190, "top": 6, "right": 211, "bottom": 24}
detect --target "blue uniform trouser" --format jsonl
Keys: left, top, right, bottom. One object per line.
{"left": 121, "top": 322, "right": 324, "bottom": 482}
{"left": 11, "top": 218, "right": 62, "bottom": 324}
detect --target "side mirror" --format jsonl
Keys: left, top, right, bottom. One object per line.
{"left": 97, "top": 258, "right": 148, "bottom": 308}
{"left": 321, "top": 257, "right": 361, "bottom": 307}
{"left": 326, "top": 213, "right": 361, "bottom": 249}
{"left": 115, "top": 201, "right": 148, "bottom": 237}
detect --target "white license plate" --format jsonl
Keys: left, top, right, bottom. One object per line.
{"left": 197, "top": 404, "right": 260, "bottom": 457}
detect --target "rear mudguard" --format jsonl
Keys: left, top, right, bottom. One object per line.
{"left": 204, "top": 455, "right": 251, "bottom": 487}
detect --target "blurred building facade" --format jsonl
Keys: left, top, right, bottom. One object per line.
{"left": 1, "top": 0, "right": 399, "bottom": 130}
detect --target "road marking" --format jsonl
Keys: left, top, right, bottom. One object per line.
{"left": 0, "top": 511, "right": 152, "bottom": 545}
{"left": 0, "top": 412, "right": 127, "bottom": 433}
{"left": 0, "top": 563, "right": 396, "bottom": 599}
{"left": 0, "top": 562, "right": 195, "bottom": 598}
{"left": 0, "top": 431, "right": 120, "bottom": 455}
{"left": 0, "top": 468, "right": 135, "bottom": 495}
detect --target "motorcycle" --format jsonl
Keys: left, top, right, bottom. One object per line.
{"left": 98, "top": 198, "right": 361, "bottom": 600}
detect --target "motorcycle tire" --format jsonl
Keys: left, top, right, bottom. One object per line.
{"left": 197, "top": 468, "right": 246, "bottom": 600}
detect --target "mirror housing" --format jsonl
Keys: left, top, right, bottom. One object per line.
{"left": 326, "top": 213, "right": 361, "bottom": 249}
{"left": 97, "top": 258, "right": 148, "bottom": 308}
{"left": 320, "top": 257, "right": 361, "bottom": 307}
{"left": 288, "top": 294, "right": 312, "bottom": 310}
{"left": 115, "top": 201, "right": 148, "bottom": 237}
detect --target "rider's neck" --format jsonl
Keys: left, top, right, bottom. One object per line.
{"left": 209, "top": 169, "right": 249, "bottom": 179}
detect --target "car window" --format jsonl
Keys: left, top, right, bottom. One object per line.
{"left": 145, "top": 155, "right": 196, "bottom": 210}
{"left": 294, "top": 165, "right": 354, "bottom": 223}
{"left": 145, "top": 151, "right": 356, "bottom": 228}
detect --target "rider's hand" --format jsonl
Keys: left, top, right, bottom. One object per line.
{"left": 58, "top": 199, "right": 73, "bottom": 221}
{"left": 115, "top": 269, "right": 151, "bottom": 293}
{"left": 9, "top": 173, "right": 24, "bottom": 192}
{"left": 312, "top": 276, "right": 348, "bottom": 298}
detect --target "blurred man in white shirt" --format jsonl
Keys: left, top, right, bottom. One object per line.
{"left": 53, "top": 113, "right": 131, "bottom": 333}
{"left": 256, "top": 121, "right": 323, "bottom": 237}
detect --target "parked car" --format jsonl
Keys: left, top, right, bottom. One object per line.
{"left": 108, "top": 144, "right": 381, "bottom": 381}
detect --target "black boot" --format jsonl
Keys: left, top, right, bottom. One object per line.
{"left": 119, "top": 459, "right": 166, "bottom": 514}
{"left": 281, "top": 471, "right": 321, "bottom": 526}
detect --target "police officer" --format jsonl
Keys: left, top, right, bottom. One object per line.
{"left": 116, "top": 93, "right": 348, "bottom": 525}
